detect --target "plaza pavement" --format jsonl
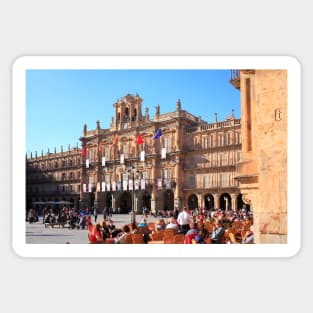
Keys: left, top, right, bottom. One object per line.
{"left": 26, "top": 213, "right": 161, "bottom": 244}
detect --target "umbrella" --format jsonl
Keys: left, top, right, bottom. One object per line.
{"left": 32, "top": 201, "right": 46, "bottom": 205}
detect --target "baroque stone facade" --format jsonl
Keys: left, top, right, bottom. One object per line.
{"left": 26, "top": 145, "right": 82, "bottom": 209}
{"left": 230, "top": 70, "right": 288, "bottom": 243}
{"left": 26, "top": 94, "right": 244, "bottom": 215}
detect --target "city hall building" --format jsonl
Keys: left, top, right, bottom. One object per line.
{"left": 26, "top": 94, "right": 243, "bottom": 214}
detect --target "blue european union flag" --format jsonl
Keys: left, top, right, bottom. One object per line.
{"left": 153, "top": 128, "right": 162, "bottom": 140}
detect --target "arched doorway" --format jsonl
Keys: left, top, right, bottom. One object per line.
{"left": 220, "top": 193, "right": 232, "bottom": 210}
{"left": 204, "top": 194, "right": 214, "bottom": 210}
{"left": 188, "top": 194, "right": 198, "bottom": 210}
{"left": 142, "top": 191, "right": 151, "bottom": 212}
{"left": 119, "top": 191, "right": 131, "bottom": 213}
{"left": 105, "top": 192, "right": 112, "bottom": 209}
{"left": 164, "top": 190, "right": 174, "bottom": 211}
{"left": 237, "top": 194, "right": 251, "bottom": 211}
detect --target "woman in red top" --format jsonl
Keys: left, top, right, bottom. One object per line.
{"left": 88, "top": 223, "right": 104, "bottom": 243}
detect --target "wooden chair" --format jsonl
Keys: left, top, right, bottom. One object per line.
{"left": 163, "top": 228, "right": 176, "bottom": 244}
{"left": 150, "top": 230, "right": 165, "bottom": 241}
{"left": 148, "top": 222, "right": 155, "bottom": 232}
{"left": 228, "top": 232, "right": 238, "bottom": 244}
{"left": 131, "top": 233, "right": 145, "bottom": 244}
{"left": 173, "top": 234, "right": 185, "bottom": 244}
{"left": 124, "top": 233, "right": 133, "bottom": 244}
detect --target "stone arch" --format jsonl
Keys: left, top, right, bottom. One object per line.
{"left": 105, "top": 192, "right": 113, "bottom": 209}
{"left": 204, "top": 193, "right": 214, "bottom": 210}
{"left": 118, "top": 191, "right": 131, "bottom": 213}
{"left": 188, "top": 194, "right": 198, "bottom": 210}
{"left": 163, "top": 189, "right": 174, "bottom": 211}
{"left": 237, "top": 194, "right": 251, "bottom": 211}
{"left": 220, "top": 193, "right": 232, "bottom": 210}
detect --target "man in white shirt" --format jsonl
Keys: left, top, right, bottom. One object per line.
{"left": 177, "top": 207, "right": 192, "bottom": 234}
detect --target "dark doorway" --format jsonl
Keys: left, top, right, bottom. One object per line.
{"left": 204, "top": 194, "right": 214, "bottom": 210}
{"left": 220, "top": 193, "right": 232, "bottom": 210}
{"left": 164, "top": 190, "right": 174, "bottom": 211}
{"left": 105, "top": 192, "right": 112, "bottom": 209}
{"left": 188, "top": 194, "right": 198, "bottom": 210}
{"left": 142, "top": 191, "right": 151, "bottom": 211}
{"left": 119, "top": 191, "right": 131, "bottom": 213}
{"left": 237, "top": 194, "right": 251, "bottom": 211}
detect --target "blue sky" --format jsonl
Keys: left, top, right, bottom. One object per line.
{"left": 26, "top": 69, "right": 240, "bottom": 156}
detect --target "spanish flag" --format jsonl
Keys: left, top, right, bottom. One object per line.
{"left": 81, "top": 145, "right": 87, "bottom": 156}
{"left": 136, "top": 134, "right": 144, "bottom": 145}
{"left": 113, "top": 133, "right": 119, "bottom": 145}
{"left": 98, "top": 142, "right": 103, "bottom": 152}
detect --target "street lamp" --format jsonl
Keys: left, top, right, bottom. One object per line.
{"left": 127, "top": 165, "right": 138, "bottom": 224}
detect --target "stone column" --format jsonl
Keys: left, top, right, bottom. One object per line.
{"left": 150, "top": 159, "right": 158, "bottom": 214}
{"left": 213, "top": 194, "right": 220, "bottom": 209}
{"left": 231, "top": 194, "right": 237, "bottom": 210}
{"left": 112, "top": 193, "right": 116, "bottom": 211}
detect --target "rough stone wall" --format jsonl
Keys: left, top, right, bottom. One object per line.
{"left": 255, "top": 70, "right": 288, "bottom": 243}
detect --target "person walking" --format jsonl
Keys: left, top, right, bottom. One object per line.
{"left": 93, "top": 207, "right": 98, "bottom": 222}
{"left": 177, "top": 207, "right": 192, "bottom": 234}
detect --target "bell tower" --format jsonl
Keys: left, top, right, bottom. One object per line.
{"left": 112, "top": 94, "right": 143, "bottom": 130}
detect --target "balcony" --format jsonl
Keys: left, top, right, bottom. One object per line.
{"left": 230, "top": 70, "right": 240, "bottom": 90}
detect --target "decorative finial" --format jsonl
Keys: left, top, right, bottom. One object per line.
{"left": 176, "top": 99, "right": 181, "bottom": 111}
{"left": 83, "top": 124, "right": 87, "bottom": 136}
{"left": 96, "top": 120, "right": 100, "bottom": 130}
{"left": 156, "top": 104, "right": 160, "bottom": 116}
{"left": 232, "top": 109, "right": 235, "bottom": 118}
{"left": 145, "top": 107, "right": 149, "bottom": 121}
{"left": 54, "top": 147, "right": 56, "bottom": 154}
{"left": 214, "top": 112, "right": 218, "bottom": 123}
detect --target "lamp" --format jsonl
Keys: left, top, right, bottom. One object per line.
{"left": 127, "top": 165, "right": 139, "bottom": 224}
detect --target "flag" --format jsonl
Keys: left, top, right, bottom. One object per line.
{"left": 96, "top": 182, "right": 101, "bottom": 192}
{"left": 161, "top": 147, "right": 166, "bottom": 159}
{"left": 140, "top": 150, "right": 145, "bottom": 162}
{"left": 82, "top": 145, "right": 87, "bottom": 156}
{"left": 123, "top": 180, "right": 128, "bottom": 191}
{"left": 112, "top": 181, "right": 116, "bottom": 191}
{"left": 129, "top": 179, "right": 133, "bottom": 190}
{"left": 98, "top": 142, "right": 103, "bottom": 152}
{"left": 102, "top": 156, "right": 106, "bottom": 167}
{"left": 136, "top": 134, "right": 144, "bottom": 145}
{"left": 83, "top": 184, "right": 87, "bottom": 193}
{"left": 102, "top": 182, "right": 106, "bottom": 192}
{"left": 140, "top": 179, "right": 146, "bottom": 190}
{"left": 113, "top": 133, "right": 119, "bottom": 144}
{"left": 117, "top": 181, "right": 122, "bottom": 191}
{"left": 153, "top": 128, "right": 162, "bottom": 140}
{"left": 86, "top": 159, "right": 90, "bottom": 168}
{"left": 120, "top": 154, "right": 124, "bottom": 164}
{"left": 134, "top": 179, "right": 139, "bottom": 190}
{"left": 157, "top": 178, "right": 162, "bottom": 190}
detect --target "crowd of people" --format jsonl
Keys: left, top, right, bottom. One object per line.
{"left": 87, "top": 206, "right": 254, "bottom": 244}
{"left": 27, "top": 205, "right": 253, "bottom": 244}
